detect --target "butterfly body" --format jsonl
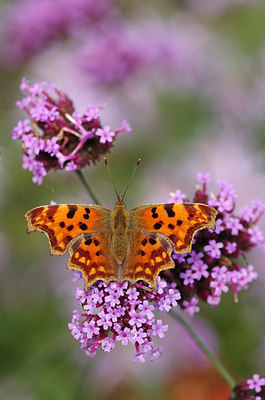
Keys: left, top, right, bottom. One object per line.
{"left": 25, "top": 201, "right": 217, "bottom": 289}
{"left": 111, "top": 204, "right": 129, "bottom": 266}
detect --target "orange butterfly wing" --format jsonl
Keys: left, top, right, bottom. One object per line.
{"left": 123, "top": 231, "right": 174, "bottom": 287}
{"left": 25, "top": 204, "right": 117, "bottom": 287}
{"left": 25, "top": 204, "right": 109, "bottom": 254}
{"left": 131, "top": 202, "right": 217, "bottom": 254}
{"left": 68, "top": 232, "right": 116, "bottom": 288}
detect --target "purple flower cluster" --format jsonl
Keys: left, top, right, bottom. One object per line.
{"left": 12, "top": 78, "right": 131, "bottom": 184}
{"left": 68, "top": 277, "right": 180, "bottom": 362}
{"left": 77, "top": 22, "right": 211, "bottom": 88}
{"left": 231, "top": 374, "right": 265, "bottom": 399}
{"left": 0, "top": 0, "right": 115, "bottom": 67}
{"left": 165, "top": 172, "right": 265, "bottom": 315}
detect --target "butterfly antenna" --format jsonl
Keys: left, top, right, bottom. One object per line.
{"left": 104, "top": 158, "right": 120, "bottom": 200}
{"left": 122, "top": 158, "right": 141, "bottom": 201}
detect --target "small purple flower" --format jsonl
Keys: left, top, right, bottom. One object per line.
{"left": 226, "top": 216, "right": 243, "bottom": 235}
{"left": 213, "top": 219, "right": 225, "bottom": 234}
{"left": 152, "top": 320, "right": 168, "bottom": 339}
{"left": 248, "top": 226, "right": 264, "bottom": 246}
{"left": 85, "top": 104, "right": 100, "bottom": 121}
{"left": 204, "top": 240, "right": 224, "bottom": 259}
{"left": 101, "top": 338, "right": 115, "bottom": 352}
{"left": 247, "top": 374, "right": 265, "bottom": 393}
{"left": 179, "top": 269, "right": 195, "bottom": 286}
{"left": 129, "top": 309, "right": 146, "bottom": 328}
{"left": 97, "top": 310, "right": 112, "bottom": 330}
{"left": 138, "top": 300, "right": 155, "bottom": 320}
{"left": 150, "top": 347, "right": 163, "bottom": 361}
{"left": 83, "top": 319, "right": 100, "bottom": 339}
{"left": 191, "top": 260, "right": 209, "bottom": 280}
{"left": 182, "top": 298, "right": 200, "bottom": 315}
{"left": 116, "top": 327, "right": 131, "bottom": 345}
{"left": 121, "top": 119, "right": 131, "bottom": 132}
{"left": 225, "top": 242, "right": 237, "bottom": 254}
{"left": 168, "top": 189, "right": 186, "bottom": 203}
{"left": 134, "top": 352, "right": 146, "bottom": 363}
{"left": 197, "top": 171, "right": 211, "bottom": 184}
{"left": 11, "top": 119, "right": 31, "bottom": 139}
{"left": 95, "top": 126, "right": 115, "bottom": 144}
{"left": 65, "top": 161, "right": 78, "bottom": 171}
{"left": 187, "top": 250, "right": 204, "bottom": 264}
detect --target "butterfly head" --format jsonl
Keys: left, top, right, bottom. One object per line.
{"left": 116, "top": 193, "right": 126, "bottom": 206}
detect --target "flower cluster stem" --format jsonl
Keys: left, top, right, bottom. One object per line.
{"left": 75, "top": 169, "right": 101, "bottom": 205}
{"left": 169, "top": 309, "right": 236, "bottom": 388}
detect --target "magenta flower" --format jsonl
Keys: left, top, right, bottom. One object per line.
{"left": 231, "top": 374, "right": 265, "bottom": 399}
{"left": 247, "top": 375, "right": 265, "bottom": 394}
{"left": 12, "top": 78, "right": 130, "bottom": 184}
{"left": 162, "top": 173, "right": 265, "bottom": 314}
{"left": 95, "top": 126, "right": 115, "bottom": 144}
{"left": 68, "top": 278, "right": 181, "bottom": 362}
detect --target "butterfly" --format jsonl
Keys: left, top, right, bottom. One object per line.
{"left": 25, "top": 160, "right": 217, "bottom": 289}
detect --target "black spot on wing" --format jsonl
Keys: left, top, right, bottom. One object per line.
{"left": 59, "top": 221, "right": 65, "bottom": 228}
{"left": 168, "top": 223, "right": 174, "bottom": 230}
{"left": 85, "top": 238, "right": 92, "bottom": 246}
{"left": 79, "top": 223, "right": 88, "bottom": 230}
{"left": 154, "top": 222, "right": 162, "bottom": 230}
{"left": 149, "top": 237, "right": 157, "bottom": 245}
{"left": 94, "top": 239, "right": 100, "bottom": 246}
{"left": 164, "top": 204, "right": 175, "bottom": 218}
{"left": 83, "top": 214, "right": 89, "bottom": 219}
{"left": 177, "top": 220, "right": 183, "bottom": 226}
{"left": 151, "top": 207, "right": 158, "bottom": 218}
{"left": 67, "top": 206, "right": 78, "bottom": 219}
{"left": 141, "top": 238, "right": 147, "bottom": 246}
{"left": 67, "top": 224, "right": 74, "bottom": 231}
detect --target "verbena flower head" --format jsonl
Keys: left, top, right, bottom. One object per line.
{"left": 69, "top": 277, "right": 180, "bottom": 362}
{"left": 12, "top": 78, "right": 131, "bottom": 184}
{"left": 163, "top": 172, "right": 265, "bottom": 314}
{"left": 231, "top": 374, "right": 265, "bottom": 399}
{"left": 0, "top": 0, "right": 115, "bottom": 68}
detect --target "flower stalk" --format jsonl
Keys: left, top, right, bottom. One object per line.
{"left": 170, "top": 309, "right": 236, "bottom": 388}
{"left": 75, "top": 169, "right": 101, "bottom": 205}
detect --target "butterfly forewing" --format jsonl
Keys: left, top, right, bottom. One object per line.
{"left": 68, "top": 232, "right": 116, "bottom": 287}
{"left": 123, "top": 231, "right": 174, "bottom": 287}
{"left": 25, "top": 204, "right": 110, "bottom": 255}
{"left": 131, "top": 203, "right": 217, "bottom": 254}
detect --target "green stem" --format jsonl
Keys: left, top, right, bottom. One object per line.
{"left": 169, "top": 309, "right": 236, "bottom": 388}
{"left": 75, "top": 170, "right": 101, "bottom": 205}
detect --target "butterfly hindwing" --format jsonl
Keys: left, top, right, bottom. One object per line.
{"left": 25, "top": 204, "right": 110, "bottom": 255}
{"left": 131, "top": 202, "right": 217, "bottom": 254}
{"left": 68, "top": 232, "right": 116, "bottom": 288}
{"left": 123, "top": 231, "right": 174, "bottom": 286}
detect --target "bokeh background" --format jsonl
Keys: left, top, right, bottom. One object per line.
{"left": 1, "top": 0, "right": 265, "bottom": 399}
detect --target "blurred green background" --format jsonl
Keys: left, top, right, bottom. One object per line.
{"left": 1, "top": 1, "right": 265, "bottom": 399}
